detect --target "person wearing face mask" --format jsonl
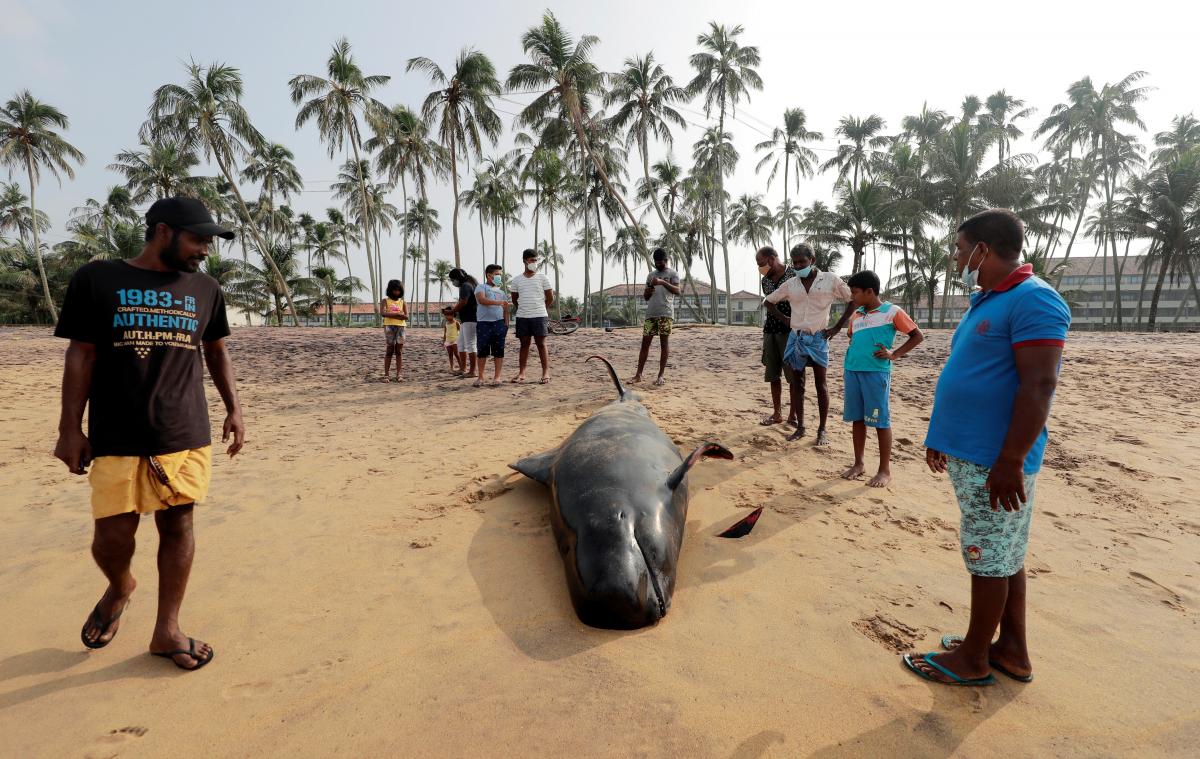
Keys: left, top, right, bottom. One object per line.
{"left": 509, "top": 248, "right": 555, "bottom": 384}
{"left": 904, "top": 209, "right": 1071, "bottom": 688}
{"left": 755, "top": 246, "right": 798, "bottom": 427}
{"left": 473, "top": 264, "right": 510, "bottom": 387}
{"left": 763, "top": 243, "right": 855, "bottom": 445}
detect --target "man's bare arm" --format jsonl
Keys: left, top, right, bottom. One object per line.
{"left": 203, "top": 338, "right": 245, "bottom": 457}
{"left": 54, "top": 340, "right": 95, "bottom": 474}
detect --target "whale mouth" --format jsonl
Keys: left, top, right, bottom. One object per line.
{"left": 636, "top": 539, "right": 667, "bottom": 621}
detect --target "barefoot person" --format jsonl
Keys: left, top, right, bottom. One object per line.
{"left": 381, "top": 279, "right": 408, "bottom": 382}
{"left": 442, "top": 307, "right": 460, "bottom": 372}
{"left": 838, "top": 270, "right": 923, "bottom": 488}
{"left": 509, "top": 248, "right": 555, "bottom": 385}
{"left": 448, "top": 268, "right": 478, "bottom": 378}
{"left": 53, "top": 196, "right": 245, "bottom": 671}
{"left": 473, "top": 264, "right": 510, "bottom": 387}
{"left": 756, "top": 246, "right": 797, "bottom": 427}
{"left": 904, "top": 209, "right": 1070, "bottom": 686}
{"left": 632, "top": 248, "right": 681, "bottom": 386}
{"left": 763, "top": 243, "right": 853, "bottom": 445}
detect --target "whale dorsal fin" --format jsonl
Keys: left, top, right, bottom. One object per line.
{"left": 667, "top": 442, "right": 734, "bottom": 490}
{"left": 509, "top": 448, "right": 559, "bottom": 485}
{"left": 585, "top": 355, "right": 629, "bottom": 400}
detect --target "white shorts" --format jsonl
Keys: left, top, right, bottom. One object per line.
{"left": 457, "top": 322, "right": 478, "bottom": 354}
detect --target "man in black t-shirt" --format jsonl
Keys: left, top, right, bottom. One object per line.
{"left": 756, "top": 246, "right": 798, "bottom": 427}
{"left": 448, "top": 268, "right": 478, "bottom": 377}
{"left": 53, "top": 196, "right": 245, "bottom": 672}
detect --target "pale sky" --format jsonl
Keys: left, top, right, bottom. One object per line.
{"left": 4, "top": 0, "right": 1197, "bottom": 300}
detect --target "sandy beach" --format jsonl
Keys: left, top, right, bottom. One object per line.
{"left": 0, "top": 324, "right": 1197, "bottom": 758}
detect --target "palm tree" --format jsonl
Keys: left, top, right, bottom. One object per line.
{"left": 605, "top": 52, "right": 688, "bottom": 255}
{"left": 230, "top": 242, "right": 317, "bottom": 326}
{"left": 108, "top": 139, "right": 203, "bottom": 201}
{"left": 982, "top": 90, "right": 1035, "bottom": 164}
{"left": 727, "top": 193, "right": 773, "bottom": 248}
{"left": 242, "top": 142, "right": 303, "bottom": 247}
{"left": 687, "top": 21, "right": 762, "bottom": 324}
{"left": 290, "top": 38, "right": 390, "bottom": 322}
{"left": 0, "top": 91, "right": 85, "bottom": 321}
{"left": 0, "top": 182, "right": 49, "bottom": 244}
{"left": 402, "top": 198, "right": 441, "bottom": 326}
{"left": 148, "top": 62, "right": 301, "bottom": 325}
{"left": 804, "top": 180, "right": 893, "bottom": 274}
{"left": 324, "top": 207, "right": 361, "bottom": 319}
{"left": 755, "top": 108, "right": 823, "bottom": 251}
{"left": 888, "top": 235, "right": 957, "bottom": 323}
{"left": 407, "top": 49, "right": 501, "bottom": 269}
{"left": 367, "top": 103, "right": 445, "bottom": 294}
{"left": 822, "top": 114, "right": 888, "bottom": 189}
{"left": 928, "top": 120, "right": 991, "bottom": 325}
{"left": 428, "top": 259, "right": 454, "bottom": 307}
{"left": 508, "top": 11, "right": 651, "bottom": 265}
{"left": 524, "top": 148, "right": 572, "bottom": 309}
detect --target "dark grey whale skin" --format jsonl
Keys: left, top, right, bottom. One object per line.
{"left": 510, "top": 357, "right": 731, "bottom": 630}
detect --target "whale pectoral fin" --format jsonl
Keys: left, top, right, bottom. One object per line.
{"left": 509, "top": 448, "right": 558, "bottom": 485}
{"left": 667, "top": 442, "right": 734, "bottom": 490}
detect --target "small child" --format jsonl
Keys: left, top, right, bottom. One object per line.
{"left": 840, "top": 270, "right": 924, "bottom": 487}
{"left": 442, "top": 307, "right": 461, "bottom": 372}
{"left": 381, "top": 279, "right": 407, "bottom": 382}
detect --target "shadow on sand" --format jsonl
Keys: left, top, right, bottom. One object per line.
{"left": 0, "top": 648, "right": 178, "bottom": 711}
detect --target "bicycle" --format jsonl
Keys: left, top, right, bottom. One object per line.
{"left": 547, "top": 313, "right": 581, "bottom": 335}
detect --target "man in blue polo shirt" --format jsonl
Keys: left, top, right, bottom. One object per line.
{"left": 904, "top": 209, "right": 1070, "bottom": 687}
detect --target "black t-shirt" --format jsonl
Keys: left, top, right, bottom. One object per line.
{"left": 458, "top": 281, "right": 478, "bottom": 323}
{"left": 761, "top": 266, "right": 795, "bottom": 334}
{"left": 54, "top": 260, "right": 231, "bottom": 456}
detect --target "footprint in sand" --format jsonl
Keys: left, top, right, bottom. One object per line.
{"left": 222, "top": 659, "right": 345, "bottom": 700}
{"left": 1128, "top": 571, "right": 1187, "bottom": 613}
{"left": 84, "top": 726, "right": 147, "bottom": 757}
{"left": 851, "top": 614, "right": 923, "bottom": 653}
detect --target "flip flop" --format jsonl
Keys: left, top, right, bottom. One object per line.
{"left": 539, "top": 377, "right": 550, "bottom": 385}
{"left": 151, "top": 638, "right": 214, "bottom": 671}
{"left": 81, "top": 600, "right": 128, "bottom": 650}
{"left": 760, "top": 416, "right": 783, "bottom": 426}
{"left": 940, "top": 635, "right": 1035, "bottom": 683}
{"left": 902, "top": 652, "right": 996, "bottom": 686}
{"left": 510, "top": 377, "right": 525, "bottom": 384}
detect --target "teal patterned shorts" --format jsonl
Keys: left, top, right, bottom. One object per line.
{"left": 948, "top": 456, "right": 1037, "bottom": 578}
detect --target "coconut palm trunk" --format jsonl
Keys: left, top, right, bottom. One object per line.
{"left": 449, "top": 140, "right": 462, "bottom": 267}
{"left": 1147, "top": 248, "right": 1172, "bottom": 329}
{"left": 717, "top": 106, "right": 732, "bottom": 325}
{"left": 549, "top": 207, "right": 561, "bottom": 320}
{"left": 568, "top": 111, "right": 651, "bottom": 269}
{"left": 212, "top": 151, "right": 301, "bottom": 326}
{"left": 347, "top": 126, "right": 380, "bottom": 325}
{"left": 24, "top": 155, "right": 57, "bottom": 322}
{"left": 341, "top": 238, "right": 355, "bottom": 323}
{"left": 583, "top": 197, "right": 591, "bottom": 327}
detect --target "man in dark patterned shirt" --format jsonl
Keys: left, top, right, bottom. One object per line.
{"left": 756, "top": 247, "right": 798, "bottom": 426}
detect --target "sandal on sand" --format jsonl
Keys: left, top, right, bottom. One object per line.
{"left": 472, "top": 380, "right": 483, "bottom": 388}
{"left": 151, "top": 638, "right": 213, "bottom": 671}
{"left": 653, "top": 377, "right": 665, "bottom": 386}
{"left": 760, "top": 416, "right": 783, "bottom": 426}
{"left": 81, "top": 600, "right": 128, "bottom": 650}
{"left": 510, "top": 376, "right": 525, "bottom": 384}
{"left": 814, "top": 430, "right": 830, "bottom": 447}
{"left": 902, "top": 652, "right": 996, "bottom": 686}
{"left": 940, "top": 635, "right": 1034, "bottom": 683}
{"left": 539, "top": 377, "right": 550, "bottom": 385}
{"left": 787, "top": 428, "right": 807, "bottom": 442}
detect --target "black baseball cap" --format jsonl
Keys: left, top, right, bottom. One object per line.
{"left": 145, "top": 197, "right": 235, "bottom": 240}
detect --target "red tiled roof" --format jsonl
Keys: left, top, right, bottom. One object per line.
{"left": 312, "top": 301, "right": 457, "bottom": 315}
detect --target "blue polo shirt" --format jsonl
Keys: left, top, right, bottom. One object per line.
{"left": 924, "top": 265, "right": 1071, "bottom": 474}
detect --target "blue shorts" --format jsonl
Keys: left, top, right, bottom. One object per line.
{"left": 842, "top": 370, "right": 891, "bottom": 428}
{"left": 784, "top": 331, "right": 829, "bottom": 370}
{"left": 948, "top": 456, "right": 1036, "bottom": 577}
{"left": 476, "top": 320, "right": 507, "bottom": 358}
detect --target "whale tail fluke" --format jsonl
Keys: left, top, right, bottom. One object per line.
{"left": 718, "top": 507, "right": 763, "bottom": 539}
{"left": 586, "top": 355, "right": 629, "bottom": 400}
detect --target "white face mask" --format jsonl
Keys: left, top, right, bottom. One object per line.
{"left": 959, "top": 244, "right": 983, "bottom": 289}
{"left": 525, "top": 261, "right": 538, "bottom": 272}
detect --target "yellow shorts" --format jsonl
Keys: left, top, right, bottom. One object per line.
{"left": 88, "top": 447, "right": 212, "bottom": 521}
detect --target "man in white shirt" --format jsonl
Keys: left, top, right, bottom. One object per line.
{"left": 764, "top": 243, "right": 854, "bottom": 445}
{"left": 509, "top": 248, "right": 555, "bottom": 384}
